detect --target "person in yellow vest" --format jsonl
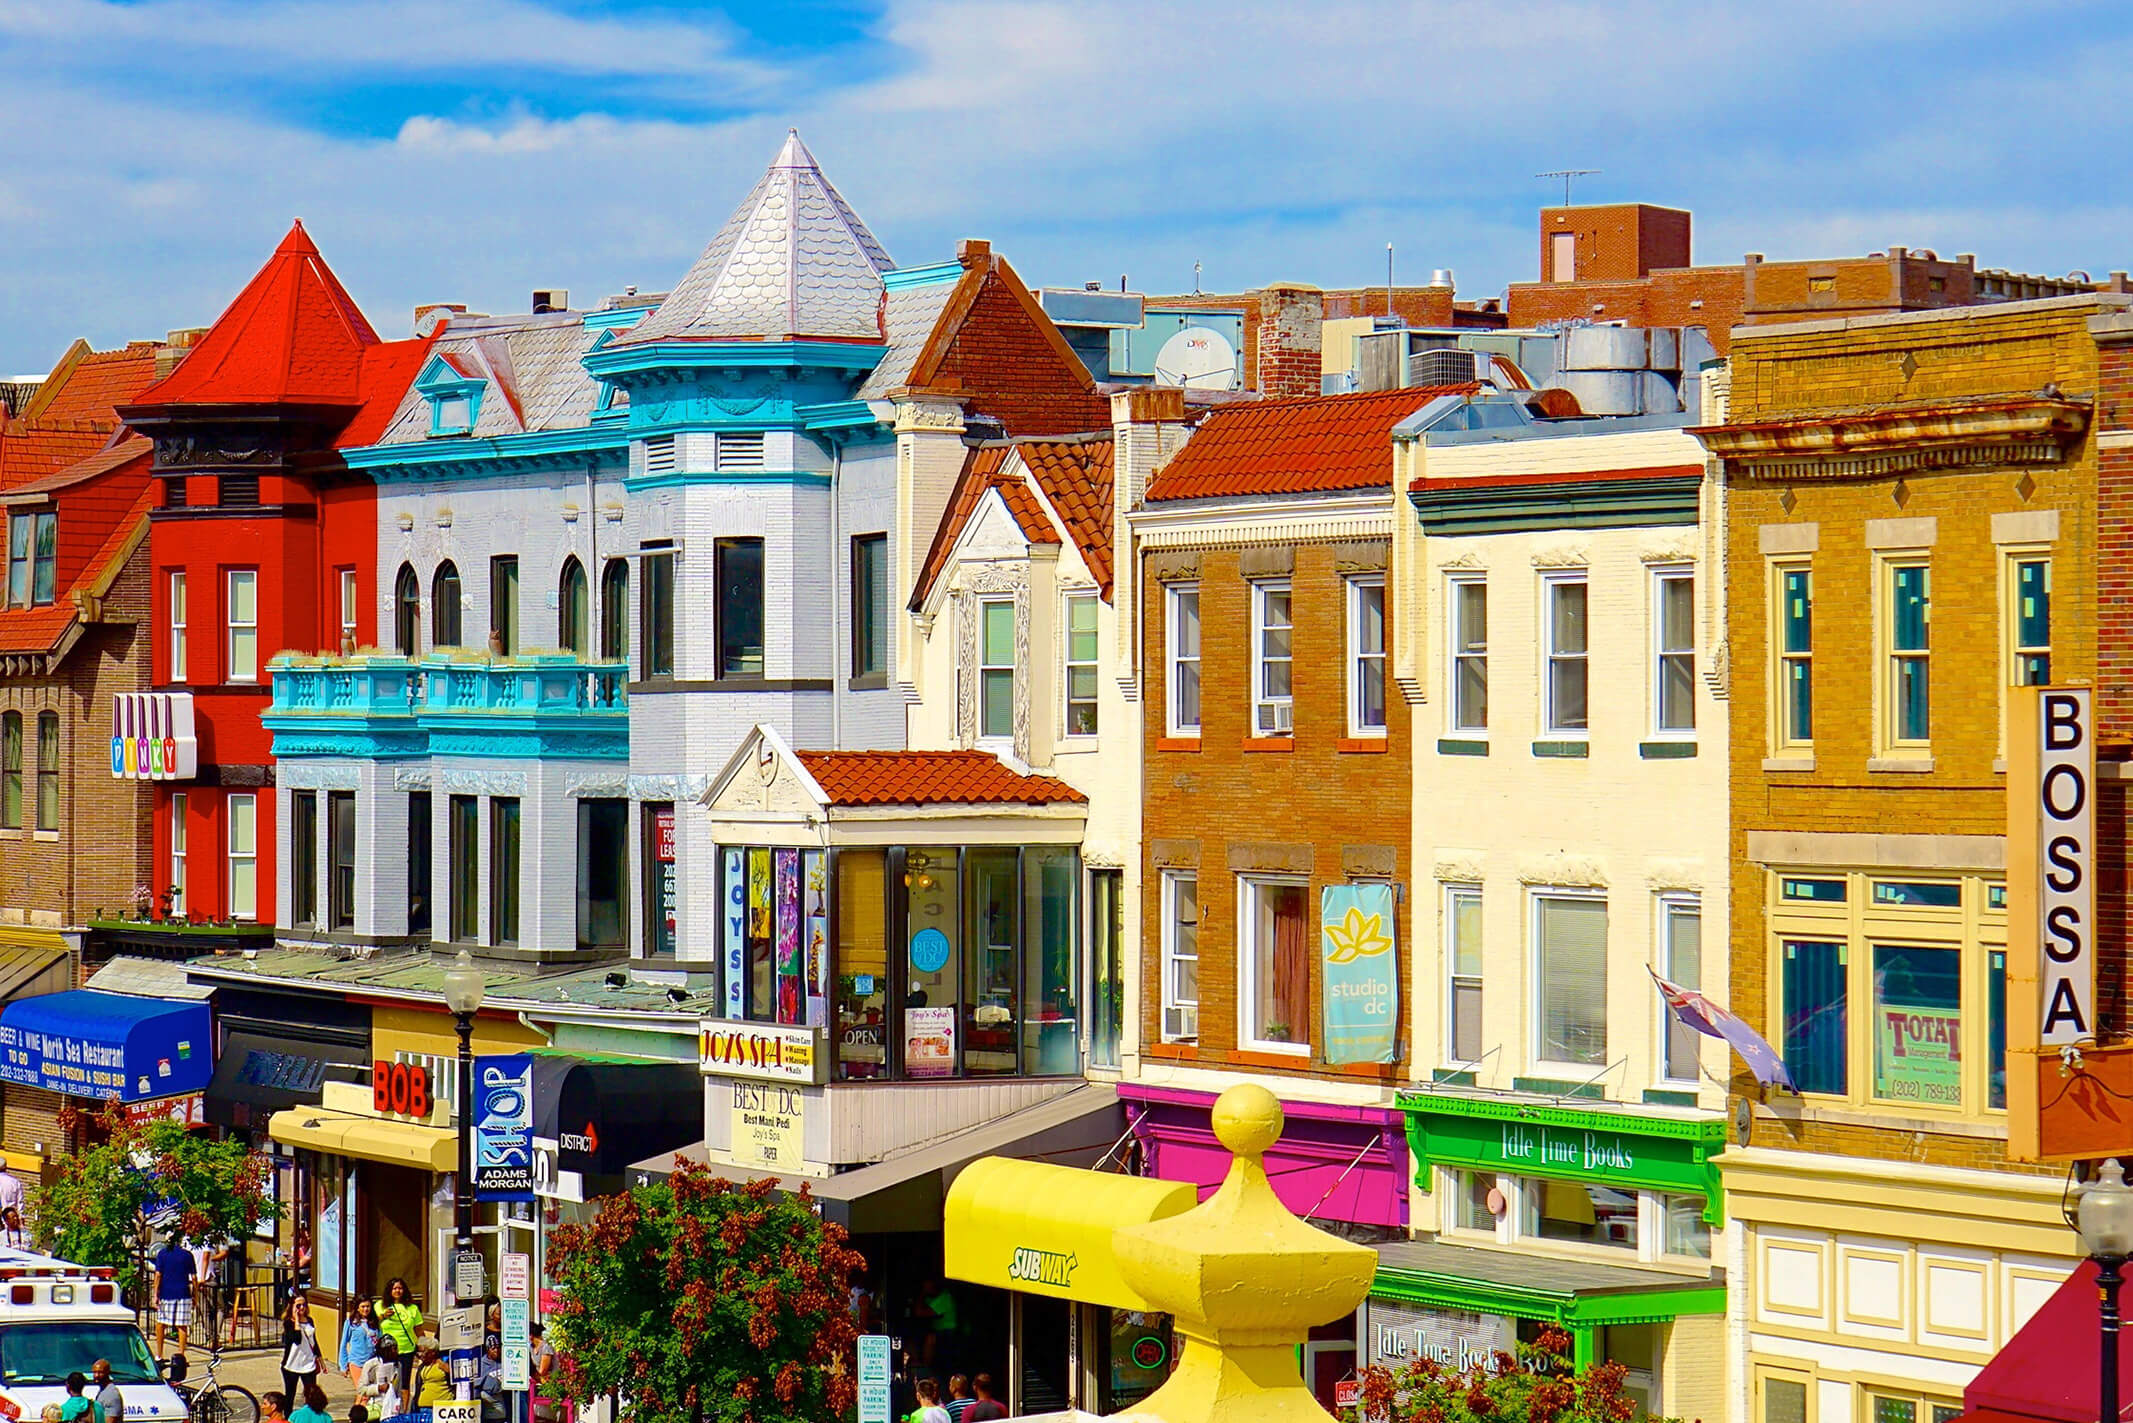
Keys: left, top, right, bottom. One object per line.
{"left": 375, "top": 1278, "right": 422, "bottom": 1394}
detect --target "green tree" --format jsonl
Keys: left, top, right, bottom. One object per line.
{"left": 36, "top": 1102, "right": 279, "bottom": 1299}
{"left": 1351, "top": 1328, "right": 1680, "bottom": 1423}
{"left": 549, "top": 1164, "right": 863, "bottom": 1423}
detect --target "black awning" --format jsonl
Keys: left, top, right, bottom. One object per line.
{"left": 533, "top": 1056, "right": 701, "bottom": 1178}
{"left": 205, "top": 1029, "right": 370, "bottom": 1129}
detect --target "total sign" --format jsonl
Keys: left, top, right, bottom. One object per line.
{"left": 2036, "top": 688, "right": 2093, "bottom": 1045}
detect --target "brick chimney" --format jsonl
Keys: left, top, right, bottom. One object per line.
{"left": 1255, "top": 285, "right": 1323, "bottom": 398}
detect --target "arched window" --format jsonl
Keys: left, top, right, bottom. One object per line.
{"left": 559, "top": 557, "right": 588, "bottom": 655}
{"left": 35, "top": 712, "right": 58, "bottom": 831}
{"left": 0, "top": 711, "right": 19, "bottom": 828}
{"left": 393, "top": 563, "right": 421, "bottom": 657}
{"left": 433, "top": 561, "right": 462, "bottom": 648}
{"left": 599, "top": 558, "right": 628, "bottom": 661}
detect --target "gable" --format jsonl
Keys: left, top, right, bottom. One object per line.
{"left": 912, "top": 263, "right": 1110, "bottom": 437}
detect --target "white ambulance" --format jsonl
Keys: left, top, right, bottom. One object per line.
{"left": 0, "top": 1250, "right": 188, "bottom": 1423}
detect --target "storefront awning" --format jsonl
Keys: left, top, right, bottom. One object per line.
{"left": 1956, "top": 1260, "right": 2113, "bottom": 1423}
{"left": 630, "top": 1082, "right": 1124, "bottom": 1235}
{"left": 207, "top": 1029, "right": 370, "bottom": 1129}
{"left": 1373, "top": 1239, "right": 1725, "bottom": 1328}
{"left": 0, "top": 989, "right": 211, "bottom": 1102}
{"left": 268, "top": 1106, "right": 457, "bottom": 1172}
{"left": 532, "top": 1055, "right": 700, "bottom": 1177}
{"left": 0, "top": 940, "right": 71, "bottom": 1004}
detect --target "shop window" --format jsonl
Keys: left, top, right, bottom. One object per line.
{"left": 1021, "top": 847, "right": 1079, "bottom": 1075}
{"left": 0, "top": 713, "right": 17, "bottom": 828}
{"left": 338, "top": 568, "right": 359, "bottom": 648}
{"left": 433, "top": 561, "right": 463, "bottom": 648}
{"left": 1064, "top": 594, "right": 1099, "bottom": 737}
{"left": 1446, "top": 1169, "right": 1500, "bottom": 1235}
{"left": 226, "top": 569, "right": 258, "bottom": 683}
{"left": 449, "top": 795, "right": 479, "bottom": 942}
{"left": 1446, "top": 885, "right": 1483, "bottom": 1063}
{"left": 490, "top": 797, "right": 521, "bottom": 947}
{"left": 724, "top": 847, "right": 831, "bottom": 1026}
{"left": 1774, "top": 564, "right": 1811, "bottom": 751}
{"left": 1871, "top": 943, "right": 1959, "bottom": 1108}
{"left": 6, "top": 511, "right": 55, "bottom": 607}
{"left": 1166, "top": 584, "right": 1200, "bottom": 735}
{"left": 558, "top": 556, "right": 588, "bottom": 655}
{"left": 489, "top": 556, "right": 520, "bottom": 655}
{"left": 980, "top": 600, "right": 1015, "bottom": 740}
{"left": 1989, "top": 948, "right": 2008, "bottom": 1110}
{"left": 851, "top": 534, "right": 888, "bottom": 682}
{"left": 1758, "top": 1374, "right": 1808, "bottom": 1423}
{"left": 407, "top": 792, "right": 431, "bottom": 938}
{"left": 1870, "top": 1395, "right": 1963, "bottom": 1423}
{"left": 329, "top": 791, "right": 355, "bottom": 930}
{"left": 1448, "top": 576, "right": 1487, "bottom": 732}
{"left": 1533, "top": 893, "right": 1606, "bottom": 1066}
{"left": 835, "top": 849, "right": 888, "bottom": 1080}
{"left": 1883, "top": 559, "right": 1931, "bottom": 748}
{"left": 170, "top": 794, "right": 188, "bottom": 916}
{"left": 1089, "top": 868, "right": 1124, "bottom": 1070}
{"left": 1251, "top": 581, "right": 1293, "bottom": 736}
{"left": 599, "top": 558, "right": 628, "bottom": 661}
{"left": 34, "top": 713, "right": 56, "bottom": 832}
{"left": 228, "top": 793, "right": 257, "bottom": 920}
{"left": 642, "top": 803, "right": 676, "bottom": 957}
{"left": 1651, "top": 567, "right": 1694, "bottom": 735}
{"left": 1662, "top": 1194, "right": 1711, "bottom": 1260}
{"left": 1782, "top": 939, "right": 1847, "bottom": 1096}
{"left": 1660, "top": 896, "right": 1701, "bottom": 1082}
{"left": 1160, "top": 872, "right": 1199, "bottom": 1044}
{"left": 963, "top": 849, "right": 1019, "bottom": 1076}
{"left": 289, "top": 791, "right": 318, "bottom": 927}
{"left": 1347, "top": 576, "right": 1386, "bottom": 736}
{"left": 169, "top": 571, "right": 188, "bottom": 682}
{"left": 1521, "top": 1178, "right": 1637, "bottom": 1251}
{"left": 576, "top": 798, "right": 627, "bottom": 951}
{"left": 1543, "top": 574, "right": 1588, "bottom": 735}
{"left": 639, "top": 547, "right": 674, "bottom": 677}
{"left": 2010, "top": 556, "right": 2051, "bottom": 687}
{"left": 1240, "top": 878, "right": 1310, "bottom": 1052}
{"left": 715, "top": 537, "right": 764, "bottom": 679}
{"left": 393, "top": 564, "right": 420, "bottom": 658}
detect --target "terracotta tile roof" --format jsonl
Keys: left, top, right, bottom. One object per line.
{"left": 1019, "top": 438, "right": 1114, "bottom": 595}
{"left": 0, "top": 426, "right": 115, "bottom": 492}
{"left": 129, "top": 220, "right": 379, "bottom": 409}
{"left": 1411, "top": 463, "right": 1705, "bottom": 494}
{"left": 794, "top": 749, "right": 1087, "bottom": 807}
{"left": 0, "top": 442, "right": 153, "bottom": 657}
{"left": 0, "top": 604, "right": 78, "bottom": 656}
{"left": 1145, "top": 385, "right": 1477, "bottom": 502}
{"left": 2, "top": 435, "right": 150, "bottom": 498}
{"left": 29, "top": 344, "right": 162, "bottom": 426}
{"left": 911, "top": 446, "right": 1058, "bottom": 608}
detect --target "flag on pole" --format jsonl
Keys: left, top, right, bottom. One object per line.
{"left": 1648, "top": 967, "right": 1796, "bottom": 1093}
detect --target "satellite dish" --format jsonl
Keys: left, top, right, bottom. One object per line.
{"left": 1153, "top": 326, "right": 1239, "bottom": 390}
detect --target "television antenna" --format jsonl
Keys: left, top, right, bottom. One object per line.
{"left": 1537, "top": 169, "right": 1601, "bottom": 205}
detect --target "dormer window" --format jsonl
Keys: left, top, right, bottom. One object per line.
{"left": 413, "top": 353, "right": 485, "bottom": 438}
{"left": 434, "top": 394, "right": 472, "bottom": 433}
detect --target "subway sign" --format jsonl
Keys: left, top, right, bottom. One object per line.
{"left": 109, "top": 693, "right": 197, "bottom": 780}
{"left": 2036, "top": 688, "right": 2093, "bottom": 1045}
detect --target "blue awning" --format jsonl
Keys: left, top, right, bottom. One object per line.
{"left": 0, "top": 991, "right": 212, "bottom": 1102}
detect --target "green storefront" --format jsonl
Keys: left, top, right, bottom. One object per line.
{"left": 1369, "top": 1092, "right": 1729, "bottom": 1417}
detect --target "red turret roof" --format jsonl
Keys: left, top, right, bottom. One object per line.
{"left": 130, "top": 221, "right": 379, "bottom": 409}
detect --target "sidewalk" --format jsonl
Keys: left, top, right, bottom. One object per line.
{"left": 179, "top": 1349, "right": 358, "bottom": 1412}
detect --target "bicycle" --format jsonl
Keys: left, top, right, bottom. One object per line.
{"left": 170, "top": 1321, "right": 259, "bottom": 1423}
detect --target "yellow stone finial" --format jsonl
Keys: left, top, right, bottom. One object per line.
{"left": 1211, "top": 1082, "right": 1283, "bottom": 1159}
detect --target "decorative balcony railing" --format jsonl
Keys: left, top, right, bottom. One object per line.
{"left": 266, "top": 652, "right": 629, "bottom": 759}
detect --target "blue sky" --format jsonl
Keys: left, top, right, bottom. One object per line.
{"left": 1, "top": 0, "right": 2128, "bottom": 373}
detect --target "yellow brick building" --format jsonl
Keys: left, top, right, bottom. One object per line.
{"left": 1695, "top": 293, "right": 2133, "bottom": 1423}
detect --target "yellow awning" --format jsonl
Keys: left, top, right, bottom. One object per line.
{"left": 269, "top": 1107, "right": 456, "bottom": 1172}
{"left": 945, "top": 1157, "right": 1197, "bottom": 1312}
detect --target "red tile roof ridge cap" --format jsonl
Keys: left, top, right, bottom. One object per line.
{"left": 1217, "top": 381, "right": 1480, "bottom": 415}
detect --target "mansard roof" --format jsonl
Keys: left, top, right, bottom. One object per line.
{"left": 370, "top": 312, "right": 612, "bottom": 445}
{"left": 615, "top": 130, "right": 893, "bottom": 347}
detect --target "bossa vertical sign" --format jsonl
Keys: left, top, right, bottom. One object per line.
{"left": 2038, "top": 688, "right": 2093, "bottom": 1045}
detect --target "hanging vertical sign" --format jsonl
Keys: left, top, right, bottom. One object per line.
{"left": 472, "top": 1054, "right": 535, "bottom": 1201}
{"left": 775, "top": 849, "right": 803, "bottom": 1025}
{"left": 2037, "top": 687, "right": 2093, "bottom": 1045}
{"left": 1321, "top": 883, "right": 1398, "bottom": 1064}
{"left": 722, "top": 849, "right": 746, "bottom": 1019}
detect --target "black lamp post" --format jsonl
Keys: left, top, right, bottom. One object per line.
{"left": 442, "top": 949, "right": 485, "bottom": 1281}
{"left": 2078, "top": 1158, "right": 2133, "bottom": 1423}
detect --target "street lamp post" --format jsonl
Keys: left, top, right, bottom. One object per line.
{"left": 442, "top": 949, "right": 485, "bottom": 1275}
{"left": 2077, "top": 1158, "right": 2133, "bottom": 1423}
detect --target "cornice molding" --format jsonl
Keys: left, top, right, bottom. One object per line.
{"left": 1691, "top": 395, "right": 2091, "bottom": 481}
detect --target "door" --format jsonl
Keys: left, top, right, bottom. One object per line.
{"left": 364, "top": 1164, "right": 429, "bottom": 1311}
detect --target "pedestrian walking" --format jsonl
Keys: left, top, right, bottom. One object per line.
{"left": 152, "top": 1238, "right": 197, "bottom": 1360}
{"left": 288, "top": 1384, "right": 333, "bottom": 1423}
{"left": 910, "top": 1379, "right": 949, "bottom": 1423}
{"left": 280, "top": 1296, "right": 322, "bottom": 1406}
{"left": 967, "top": 1373, "right": 1007, "bottom": 1421}
{"left": 375, "top": 1279, "right": 422, "bottom": 1394}
{"left": 355, "top": 1339, "right": 401, "bottom": 1421}
{"left": 59, "top": 1375, "right": 99, "bottom": 1423}
{"left": 340, "top": 1298, "right": 380, "bottom": 1383}
{"left": 90, "top": 1360, "right": 123, "bottom": 1423}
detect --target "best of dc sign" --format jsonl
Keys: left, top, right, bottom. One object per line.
{"left": 2037, "top": 688, "right": 2093, "bottom": 1046}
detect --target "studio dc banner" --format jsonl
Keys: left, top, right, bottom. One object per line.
{"left": 473, "top": 1053, "right": 536, "bottom": 1202}
{"left": 1321, "top": 883, "right": 1398, "bottom": 1065}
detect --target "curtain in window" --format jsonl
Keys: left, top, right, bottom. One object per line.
{"left": 1272, "top": 886, "right": 1310, "bottom": 1048}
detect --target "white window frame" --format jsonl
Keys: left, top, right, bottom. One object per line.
{"left": 227, "top": 792, "right": 258, "bottom": 921}
{"left": 1446, "top": 573, "right": 1487, "bottom": 734}
{"left": 1160, "top": 870, "right": 1199, "bottom": 1044}
{"left": 1437, "top": 1166, "right": 1512, "bottom": 1244}
{"left": 1166, "top": 583, "right": 1201, "bottom": 737}
{"left": 169, "top": 571, "right": 188, "bottom": 684}
{"left": 1770, "top": 560, "right": 1813, "bottom": 757}
{"left": 226, "top": 569, "right": 259, "bottom": 685}
{"left": 1877, "top": 552, "right": 1932, "bottom": 755}
{"left": 1541, "top": 571, "right": 1589, "bottom": 738}
{"left": 977, "top": 597, "right": 1015, "bottom": 742}
{"left": 1444, "top": 883, "right": 1483, "bottom": 1067}
{"left": 1530, "top": 887, "right": 1608, "bottom": 1072}
{"left": 1237, "top": 874, "right": 1311, "bottom": 1055}
{"left": 1656, "top": 893, "right": 1702, "bottom": 1085}
{"left": 1251, "top": 580, "right": 1293, "bottom": 737}
{"left": 1999, "top": 547, "right": 2052, "bottom": 755}
{"left": 1650, "top": 565, "right": 1696, "bottom": 738}
{"left": 1346, "top": 575, "right": 1387, "bottom": 738}
{"left": 339, "top": 568, "right": 359, "bottom": 647}
{"left": 170, "top": 793, "right": 188, "bottom": 916}
{"left": 1062, "top": 592, "right": 1099, "bottom": 740}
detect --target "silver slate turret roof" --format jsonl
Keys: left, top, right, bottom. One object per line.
{"left": 615, "top": 130, "right": 894, "bottom": 346}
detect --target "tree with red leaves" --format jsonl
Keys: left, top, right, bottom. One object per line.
{"left": 37, "top": 1101, "right": 279, "bottom": 1300}
{"left": 547, "top": 1162, "right": 864, "bottom": 1423}
{"left": 1348, "top": 1328, "right": 1681, "bottom": 1423}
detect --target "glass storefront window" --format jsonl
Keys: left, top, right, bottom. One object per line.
{"left": 1872, "top": 943, "right": 1961, "bottom": 1108}
{"left": 1023, "top": 849, "right": 1079, "bottom": 1075}
{"left": 903, "top": 848, "right": 960, "bottom": 1077}
{"left": 1662, "top": 1194, "right": 1711, "bottom": 1259}
{"left": 1522, "top": 1178, "right": 1638, "bottom": 1251}
{"left": 1989, "top": 948, "right": 2008, "bottom": 1110}
{"left": 963, "top": 849, "right": 1019, "bottom": 1076}
{"left": 836, "top": 850, "right": 889, "bottom": 1080}
{"left": 1449, "top": 1171, "right": 1497, "bottom": 1233}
